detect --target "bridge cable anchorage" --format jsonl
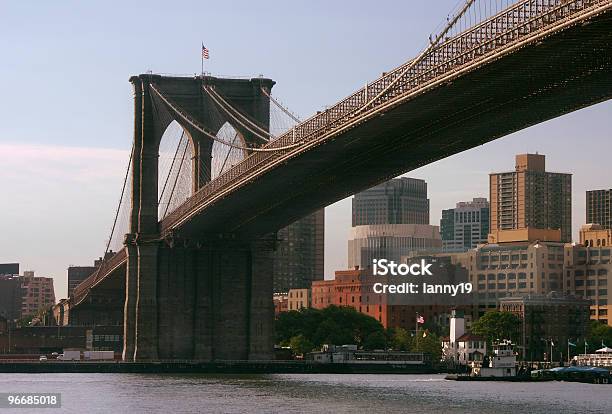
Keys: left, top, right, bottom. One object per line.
{"left": 149, "top": 83, "right": 302, "bottom": 152}
{"left": 356, "top": 0, "right": 477, "bottom": 115}
{"left": 202, "top": 85, "right": 275, "bottom": 142}
{"left": 260, "top": 87, "right": 301, "bottom": 123}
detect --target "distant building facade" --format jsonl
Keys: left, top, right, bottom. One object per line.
{"left": 440, "top": 241, "right": 567, "bottom": 318}
{"left": 352, "top": 177, "right": 429, "bottom": 226}
{"left": 349, "top": 178, "right": 440, "bottom": 270}
{"left": 19, "top": 271, "right": 56, "bottom": 318}
{"left": 0, "top": 272, "right": 55, "bottom": 320}
{"left": 311, "top": 266, "right": 468, "bottom": 332}
{"left": 348, "top": 224, "right": 442, "bottom": 270}
{"left": 489, "top": 154, "right": 572, "bottom": 243}
{"left": 287, "top": 288, "right": 310, "bottom": 311}
{"left": 273, "top": 293, "right": 289, "bottom": 316}
{"left": 441, "top": 198, "right": 490, "bottom": 252}
{"left": 580, "top": 223, "right": 612, "bottom": 248}
{"left": 273, "top": 209, "right": 325, "bottom": 293}
{"left": 0, "top": 276, "right": 23, "bottom": 321}
{"left": 68, "top": 266, "right": 97, "bottom": 298}
{"left": 499, "top": 293, "right": 590, "bottom": 361}
{"left": 0, "top": 263, "right": 19, "bottom": 276}
{"left": 565, "top": 243, "right": 611, "bottom": 326}
{"left": 586, "top": 189, "right": 612, "bottom": 230}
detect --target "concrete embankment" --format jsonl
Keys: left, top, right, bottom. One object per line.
{"left": 0, "top": 361, "right": 442, "bottom": 374}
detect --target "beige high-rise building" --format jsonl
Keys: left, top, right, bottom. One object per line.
{"left": 489, "top": 154, "right": 572, "bottom": 243}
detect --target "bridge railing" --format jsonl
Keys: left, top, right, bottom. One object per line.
{"left": 159, "top": 0, "right": 606, "bottom": 233}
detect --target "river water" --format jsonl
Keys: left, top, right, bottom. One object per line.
{"left": 0, "top": 373, "right": 610, "bottom": 413}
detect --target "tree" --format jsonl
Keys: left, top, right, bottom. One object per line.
{"left": 275, "top": 305, "right": 385, "bottom": 350}
{"left": 363, "top": 331, "right": 387, "bottom": 350}
{"left": 586, "top": 320, "right": 612, "bottom": 351}
{"left": 412, "top": 330, "right": 442, "bottom": 362}
{"left": 388, "top": 327, "right": 411, "bottom": 351}
{"left": 471, "top": 311, "right": 520, "bottom": 344}
{"left": 289, "top": 334, "right": 315, "bottom": 356}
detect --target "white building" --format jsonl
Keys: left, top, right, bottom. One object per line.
{"left": 442, "top": 310, "right": 487, "bottom": 365}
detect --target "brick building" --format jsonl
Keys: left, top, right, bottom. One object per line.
{"left": 499, "top": 293, "right": 590, "bottom": 361}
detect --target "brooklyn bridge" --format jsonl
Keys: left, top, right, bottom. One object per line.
{"left": 61, "top": 0, "right": 612, "bottom": 361}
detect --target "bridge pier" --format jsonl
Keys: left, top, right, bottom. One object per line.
{"left": 124, "top": 236, "right": 275, "bottom": 361}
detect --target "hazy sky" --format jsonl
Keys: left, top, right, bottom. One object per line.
{"left": 1, "top": 1, "right": 610, "bottom": 299}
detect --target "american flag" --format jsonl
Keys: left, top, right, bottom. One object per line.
{"left": 417, "top": 315, "right": 425, "bottom": 324}
{"left": 202, "top": 44, "right": 210, "bottom": 60}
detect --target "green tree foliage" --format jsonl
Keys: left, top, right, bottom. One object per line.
{"left": 586, "top": 320, "right": 612, "bottom": 350}
{"left": 388, "top": 327, "right": 412, "bottom": 351}
{"left": 275, "top": 306, "right": 385, "bottom": 350}
{"left": 412, "top": 330, "right": 442, "bottom": 362}
{"left": 363, "top": 331, "right": 387, "bottom": 350}
{"left": 471, "top": 311, "right": 520, "bottom": 344}
{"left": 288, "top": 334, "right": 315, "bottom": 356}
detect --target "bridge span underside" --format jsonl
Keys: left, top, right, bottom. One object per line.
{"left": 175, "top": 12, "right": 612, "bottom": 239}
{"left": 72, "top": 6, "right": 612, "bottom": 362}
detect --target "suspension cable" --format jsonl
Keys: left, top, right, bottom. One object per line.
{"left": 357, "top": 0, "right": 477, "bottom": 114}
{"left": 104, "top": 143, "right": 134, "bottom": 257}
{"left": 158, "top": 130, "right": 186, "bottom": 204}
{"left": 149, "top": 83, "right": 302, "bottom": 152}
{"left": 163, "top": 135, "right": 189, "bottom": 218}
{"left": 219, "top": 132, "right": 242, "bottom": 175}
{"left": 203, "top": 85, "right": 275, "bottom": 141}
{"left": 260, "top": 87, "right": 301, "bottom": 123}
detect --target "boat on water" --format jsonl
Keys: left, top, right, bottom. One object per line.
{"left": 531, "top": 366, "right": 612, "bottom": 384}
{"left": 446, "top": 340, "right": 612, "bottom": 383}
{"left": 446, "top": 340, "right": 531, "bottom": 381}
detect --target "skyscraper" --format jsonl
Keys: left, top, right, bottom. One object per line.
{"left": 352, "top": 177, "right": 429, "bottom": 226}
{"left": 273, "top": 209, "right": 325, "bottom": 293}
{"left": 348, "top": 178, "right": 441, "bottom": 269}
{"left": 586, "top": 189, "right": 612, "bottom": 229}
{"left": 441, "top": 198, "right": 490, "bottom": 252}
{"left": 489, "top": 154, "right": 572, "bottom": 243}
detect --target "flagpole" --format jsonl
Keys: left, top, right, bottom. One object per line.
{"left": 201, "top": 42, "right": 204, "bottom": 76}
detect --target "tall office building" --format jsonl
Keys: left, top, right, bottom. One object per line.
{"left": 348, "top": 178, "right": 441, "bottom": 269}
{"left": 352, "top": 177, "right": 429, "bottom": 226}
{"left": 441, "top": 198, "right": 490, "bottom": 252}
{"left": 273, "top": 209, "right": 325, "bottom": 293}
{"left": 489, "top": 154, "right": 572, "bottom": 243}
{"left": 586, "top": 189, "right": 612, "bottom": 229}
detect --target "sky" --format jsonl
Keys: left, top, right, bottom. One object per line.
{"left": 0, "top": 1, "right": 610, "bottom": 299}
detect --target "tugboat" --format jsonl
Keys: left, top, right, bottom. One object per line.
{"left": 479, "top": 340, "right": 517, "bottom": 377}
{"left": 446, "top": 340, "right": 527, "bottom": 381}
